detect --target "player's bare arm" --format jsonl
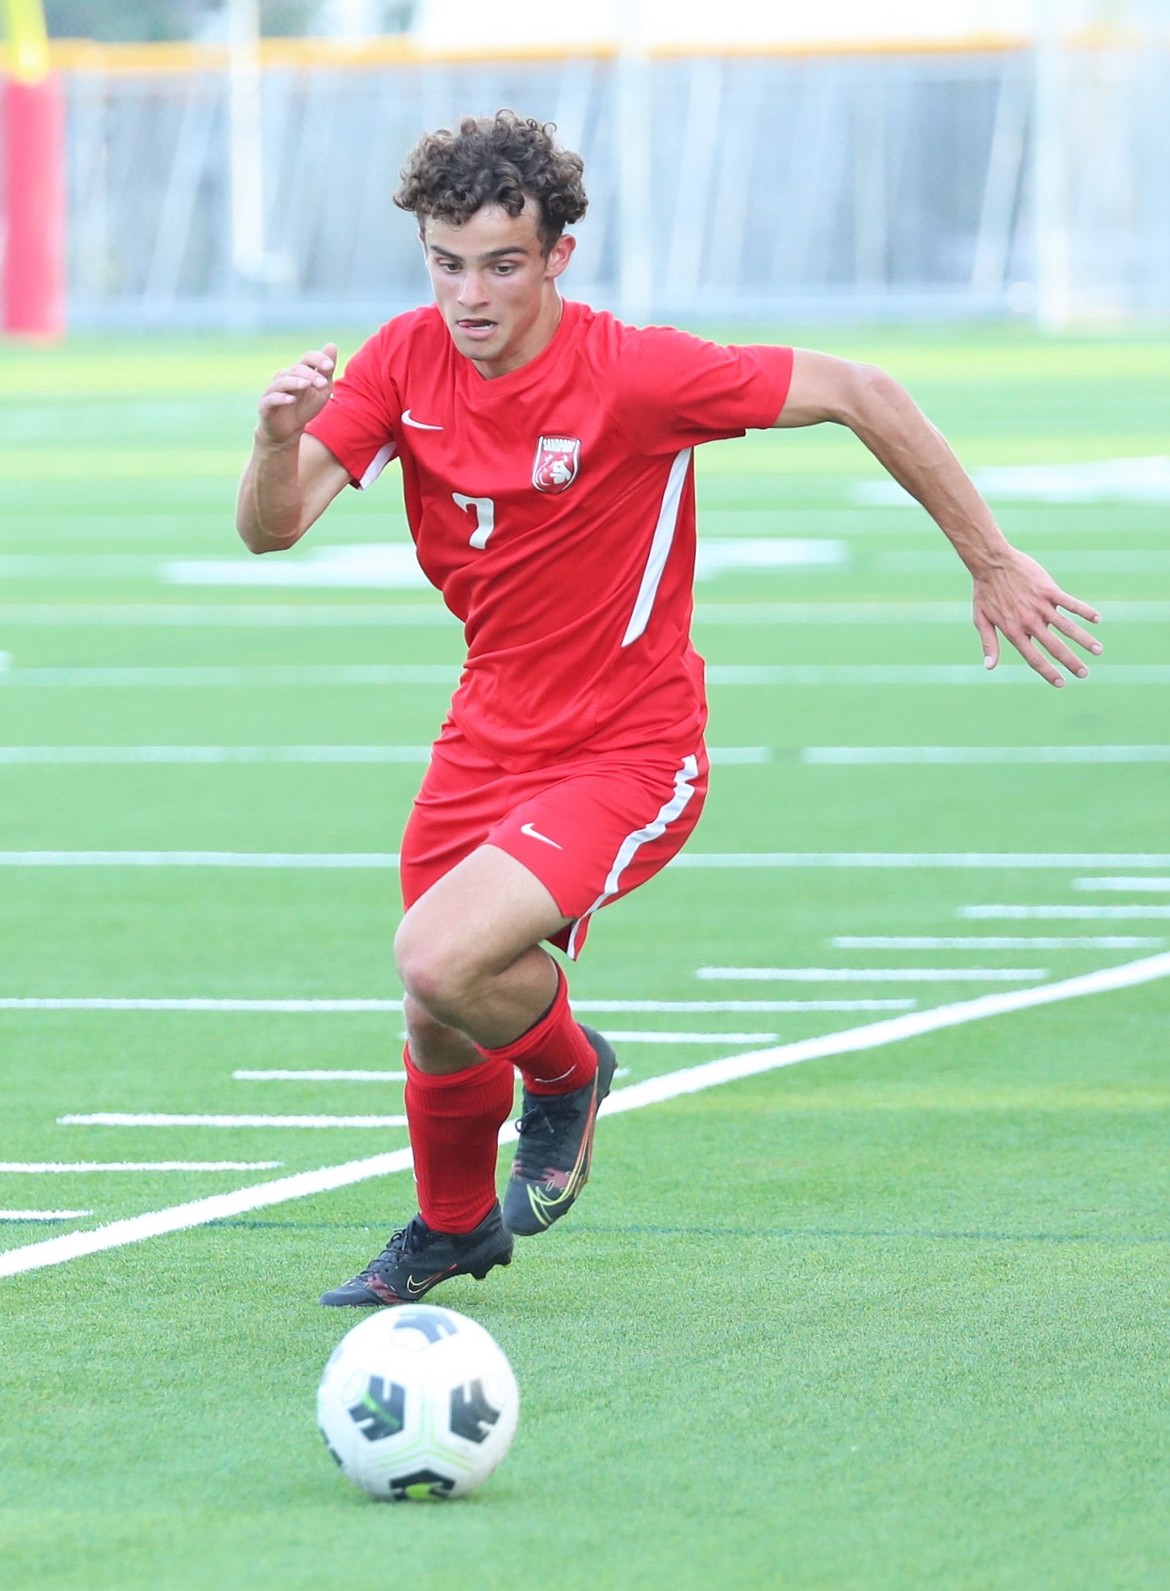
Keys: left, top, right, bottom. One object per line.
{"left": 775, "top": 348, "right": 1103, "bottom": 687}
{"left": 236, "top": 343, "right": 351, "bottom": 553}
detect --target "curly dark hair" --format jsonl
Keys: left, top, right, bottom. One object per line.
{"left": 394, "top": 110, "right": 588, "bottom": 251}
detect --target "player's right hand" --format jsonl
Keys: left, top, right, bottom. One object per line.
{"left": 256, "top": 344, "right": 338, "bottom": 445}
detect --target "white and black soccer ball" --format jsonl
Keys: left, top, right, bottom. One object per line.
{"left": 317, "top": 1304, "right": 520, "bottom": 1501}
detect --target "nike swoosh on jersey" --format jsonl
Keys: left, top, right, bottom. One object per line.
{"left": 401, "top": 410, "right": 443, "bottom": 430}
{"left": 520, "top": 822, "right": 564, "bottom": 850}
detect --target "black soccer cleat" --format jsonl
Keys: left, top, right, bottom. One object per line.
{"left": 319, "top": 1203, "right": 513, "bottom": 1308}
{"left": 502, "top": 1026, "right": 617, "bottom": 1237}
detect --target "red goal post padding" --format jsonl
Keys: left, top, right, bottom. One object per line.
{"left": 3, "top": 70, "right": 65, "bottom": 338}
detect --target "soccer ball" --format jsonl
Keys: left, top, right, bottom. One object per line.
{"left": 317, "top": 1304, "right": 520, "bottom": 1501}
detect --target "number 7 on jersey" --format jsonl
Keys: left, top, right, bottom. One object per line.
{"left": 452, "top": 493, "right": 496, "bottom": 550}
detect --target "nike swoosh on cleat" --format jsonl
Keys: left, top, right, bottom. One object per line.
{"left": 520, "top": 821, "right": 563, "bottom": 850}
{"left": 404, "top": 1267, "right": 455, "bottom": 1296}
{"left": 401, "top": 410, "right": 443, "bottom": 430}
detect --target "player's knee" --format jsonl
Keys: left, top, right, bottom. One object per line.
{"left": 402, "top": 993, "right": 444, "bottom": 1045}
{"left": 401, "top": 993, "right": 469, "bottom": 1070}
{"left": 394, "top": 917, "right": 477, "bottom": 1023}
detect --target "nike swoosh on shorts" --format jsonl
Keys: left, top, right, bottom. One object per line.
{"left": 520, "top": 822, "right": 563, "bottom": 850}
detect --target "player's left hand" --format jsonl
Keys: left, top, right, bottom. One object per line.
{"left": 972, "top": 548, "right": 1102, "bottom": 687}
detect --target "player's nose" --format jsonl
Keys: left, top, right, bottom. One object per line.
{"left": 456, "top": 270, "right": 490, "bottom": 308}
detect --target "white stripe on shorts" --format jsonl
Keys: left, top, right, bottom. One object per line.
{"left": 566, "top": 753, "right": 701, "bottom": 959}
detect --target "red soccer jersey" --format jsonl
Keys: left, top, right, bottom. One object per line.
{"left": 306, "top": 299, "right": 793, "bottom": 769}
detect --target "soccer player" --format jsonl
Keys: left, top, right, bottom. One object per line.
{"left": 236, "top": 111, "right": 1101, "bottom": 1308}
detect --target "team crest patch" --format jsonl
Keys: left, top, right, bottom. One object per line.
{"left": 532, "top": 435, "right": 581, "bottom": 494}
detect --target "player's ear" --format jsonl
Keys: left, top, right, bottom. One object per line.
{"left": 545, "top": 233, "right": 575, "bottom": 281}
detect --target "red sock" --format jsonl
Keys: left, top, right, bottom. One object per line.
{"left": 479, "top": 966, "right": 598, "bottom": 1097}
{"left": 403, "top": 1048, "right": 515, "bottom": 1233}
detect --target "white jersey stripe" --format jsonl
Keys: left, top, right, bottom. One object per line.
{"left": 566, "top": 753, "right": 701, "bottom": 958}
{"left": 357, "top": 441, "right": 397, "bottom": 490}
{"left": 621, "top": 448, "right": 692, "bottom": 647}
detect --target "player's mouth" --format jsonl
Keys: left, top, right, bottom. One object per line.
{"left": 456, "top": 318, "right": 498, "bottom": 340}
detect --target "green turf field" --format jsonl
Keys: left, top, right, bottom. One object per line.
{"left": 1, "top": 324, "right": 1168, "bottom": 1590}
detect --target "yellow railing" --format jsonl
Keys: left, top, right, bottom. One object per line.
{"left": 1, "top": 28, "right": 1159, "bottom": 79}
{"left": 5, "top": 34, "right": 1038, "bottom": 78}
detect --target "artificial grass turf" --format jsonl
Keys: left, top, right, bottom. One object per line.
{"left": 2, "top": 985, "right": 1167, "bottom": 1591}
{"left": 1, "top": 324, "right": 1168, "bottom": 1588}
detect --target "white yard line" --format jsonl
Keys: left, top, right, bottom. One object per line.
{"left": 57, "top": 1114, "right": 409, "bottom": 1129}
{"left": 0, "top": 997, "right": 413, "bottom": 1011}
{"left": 0, "top": 605, "right": 454, "bottom": 627}
{"left": 0, "top": 744, "right": 768, "bottom": 768}
{"left": 0, "top": 997, "right": 917, "bottom": 1014}
{"left": 697, "top": 601, "right": 1170, "bottom": 622}
{"left": 2, "top": 663, "right": 1167, "bottom": 687}
{"left": 585, "top": 999, "right": 915, "bottom": 1013}
{"left": 803, "top": 746, "right": 1170, "bottom": 764}
{"left": 696, "top": 967, "right": 1048, "bottom": 982}
{"left": 831, "top": 936, "right": 1162, "bottom": 950}
{"left": 233, "top": 1071, "right": 407, "bottom": 1083}
{"left": 960, "top": 905, "right": 1170, "bottom": 920}
{"left": 0, "top": 746, "right": 434, "bottom": 765}
{"left": 880, "top": 552, "right": 1170, "bottom": 575}
{"left": 601, "top": 953, "right": 1170, "bottom": 1112}
{"left": 0, "top": 852, "right": 400, "bottom": 868}
{"left": 856, "top": 458, "right": 1170, "bottom": 507}
{"left": 1073, "top": 877, "right": 1170, "bottom": 893}
{"left": 0, "top": 1162, "right": 283, "bottom": 1172}
{"left": 0, "top": 1151, "right": 417, "bottom": 1277}
{"left": 231, "top": 1033, "right": 781, "bottom": 1068}
{"left": 5, "top": 601, "right": 1169, "bottom": 627}
{"left": 0, "top": 665, "right": 458, "bottom": 688}
{"left": 0, "top": 1211, "right": 92, "bottom": 1222}
{"left": 0, "top": 998, "right": 409, "bottom": 1011}
{"left": 2, "top": 851, "right": 1168, "bottom": 870}
{"left": 707, "top": 665, "right": 1170, "bottom": 685}
{"left": 4, "top": 951, "right": 1168, "bottom": 1280}
{"left": 670, "top": 853, "right": 1170, "bottom": 869}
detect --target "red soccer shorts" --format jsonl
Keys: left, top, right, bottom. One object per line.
{"left": 399, "top": 725, "right": 709, "bottom": 958}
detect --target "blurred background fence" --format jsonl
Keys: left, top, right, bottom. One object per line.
{"left": 17, "top": 9, "right": 1170, "bottom": 329}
